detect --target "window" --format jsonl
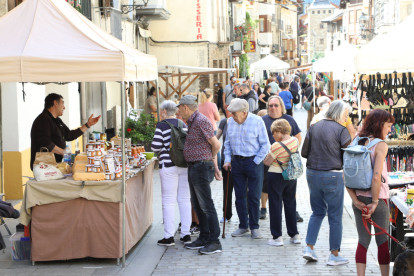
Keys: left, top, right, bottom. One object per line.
{"left": 259, "top": 18, "right": 264, "bottom": 32}
{"left": 350, "top": 11, "right": 355, "bottom": 23}
{"left": 320, "top": 38, "right": 324, "bottom": 44}
{"left": 312, "top": 11, "right": 315, "bottom": 14}
{"left": 329, "top": 10, "right": 332, "bottom": 13}
{"left": 320, "top": 23, "right": 324, "bottom": 29}
{"left": 323, "top": 10, "right": 326, "bottom": 13}
{"left": 318, "top": 10, "right": 320, "bottom": 14}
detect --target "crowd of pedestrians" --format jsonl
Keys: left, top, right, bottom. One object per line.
{"left": 150, "top": 74, "right": 393, "bottom": 275}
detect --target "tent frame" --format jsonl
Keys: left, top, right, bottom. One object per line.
{"left": 0, "top": 79, "right": 159, "bottom": 268}
{"left": 149, "top": 69, "right": 235, "bottom": 101}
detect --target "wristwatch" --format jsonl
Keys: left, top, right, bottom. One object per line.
{"left": 85, "top": 123, "right": 90, "bottom": 129}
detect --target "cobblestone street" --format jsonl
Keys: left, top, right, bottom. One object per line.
{"left": 151, "top": 109, "right": 384, "bottom": 276}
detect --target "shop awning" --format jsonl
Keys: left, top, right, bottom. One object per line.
{"left": 0, "top": 0, "right": 158, "bottom": 82}
{"left": 158, "top": 65, "right": 235, "bottom": 75}
{"left": 282, "top": 32, "right": 294, "bottom": 40}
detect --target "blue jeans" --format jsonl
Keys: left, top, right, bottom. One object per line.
{"left": 214, "top": 130, "right": 221, "bottom": 170}
{"left": 231, "top": 157, "right": 263, "bottom": 230}
{"left": 188, "top": 161, "right": 220, "bottom": 242}
{"left": 268, "top": 172, "right": 298, "bottom": 239}
{"left": 305, "top": 168, "right": 344, "bottom": 251}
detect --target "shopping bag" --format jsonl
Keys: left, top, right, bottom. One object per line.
{"left": 33, "top": 147, "right": 57, "bottom": 167}
{"left": 33, "top": 162, "right": 64, "bottom": 181}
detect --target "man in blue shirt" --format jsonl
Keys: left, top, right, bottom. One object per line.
{"left": 223, "top": 99, "right": 270, "bottom": 239}
{"left": 260, "top": 95, "right": 303, "bottom": 222}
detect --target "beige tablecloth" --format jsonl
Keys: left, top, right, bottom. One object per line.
{"left": 20, "top": 177, "right": 122, "bottom": 225}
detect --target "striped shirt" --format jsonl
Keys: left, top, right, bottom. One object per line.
{"left": 151, "top": 119, "right": 188, "bottom": 169}
{"left": 268, "top": 137, "right": 298, "bottom": 173}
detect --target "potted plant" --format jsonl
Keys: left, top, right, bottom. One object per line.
{"left": 121, "top": 111, "right": 156, "bottom": 152}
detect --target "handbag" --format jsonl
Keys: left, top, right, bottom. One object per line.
{"left": 303, "top": 87, "right": 314, "bottom": 111}
{"left": 33, "top": 147, "right": 57, "bottom": 167}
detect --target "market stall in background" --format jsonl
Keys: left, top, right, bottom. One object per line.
{"left": 0, "top": 0, "right": 158, "bottom": 267}
{"left": 352, "top": 13, "right": 414, "bottom": 261}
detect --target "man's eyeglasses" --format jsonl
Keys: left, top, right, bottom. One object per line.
{"left": 268, "top": 104, "right": 279, "bottom": 108}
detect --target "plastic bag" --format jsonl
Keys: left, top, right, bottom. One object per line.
{"left": 33, "top": 162, "right": 64, "bottom": 181}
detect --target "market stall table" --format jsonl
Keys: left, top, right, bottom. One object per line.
{"left": 20, "top": 158, "right": 156, "bottom": 263}
{"left": 388, "top": 172, "right": 414, "bottom": 261}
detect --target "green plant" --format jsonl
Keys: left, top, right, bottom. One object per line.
{"left": 120, "top": 111, "right": 156, "bottom": 144}
{"left": 312, "top": 52, "right": 325, "bottom": 61}
{"left": 239, "top": 53, "right": 249, "bottom": 78}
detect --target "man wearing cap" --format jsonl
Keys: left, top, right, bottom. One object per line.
{"left": 223, "top": 99, "right": 270, "bottom": 239}
{"left": 177, "top": 95, "right": 223, "bottom": 255}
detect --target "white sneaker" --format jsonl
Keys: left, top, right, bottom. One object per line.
{"left": 290, "top": 234, "right": 301, "bottom": 244}
{"left": 268, "top": 237, "right": 283, "bottom": 246}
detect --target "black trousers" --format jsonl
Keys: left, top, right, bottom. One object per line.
{"left": 286, "top": 108, "right": 293, "bottom": 116}
{"left": 268, "top": 172, "right": 298, "bottom": 239}
{"left": 217, "top": 104, "right": 227, "bottom": 118}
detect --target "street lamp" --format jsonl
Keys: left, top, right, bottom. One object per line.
{"left": 359, "top": 12, "right": 376, "bottom": 38}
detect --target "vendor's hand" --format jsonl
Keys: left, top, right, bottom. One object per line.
{"left": 353, "top": 200, "right": 366, "bottom": 211}
{"left": 223, "top": 162, "right": 231, "bottom": 171}
{"left": 215, "top": 167, "right": 223, "bottom": 181}
{"left": 87, "top": 114, "right": 101, "bottom": 127}
{"left": 363, "top": 202, "right": 378, "bottom": 219}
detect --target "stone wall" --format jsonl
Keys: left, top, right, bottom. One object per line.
{"left": 199, "top": 43, "right": 231, "bottom": 92}
{"left": 0, "top": 0, "right": 7, "bottom": 17}
{"left": 308, "top": 8, "right": 335, "bottom": 58}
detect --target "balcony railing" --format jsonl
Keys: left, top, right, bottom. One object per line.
{"left": 91, "top": 7, "right": 122, "bottom": 40}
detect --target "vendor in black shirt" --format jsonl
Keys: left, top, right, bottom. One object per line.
{"left": 30, "top": 93, "right": 101, "bottom": 170}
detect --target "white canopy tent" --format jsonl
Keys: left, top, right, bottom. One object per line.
{"left": 355, "top": 13, "right": 414, "bottom": 73}
{"left": 0, "top": 0, "right": 158, "bottom": 82}
{"left": 0, "top": 0, "right": 158, "bottom": 268}
{"left": 250, "top": 54, "right": 290, "bottom": 81}
{"left": 312, "top": 41, "right": 358, "bottom": 82}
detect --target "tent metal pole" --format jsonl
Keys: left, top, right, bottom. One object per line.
{"left": 120, "top": 81, "right": 126, "bottom": 268}
{"left": 101, "top": 82, "right": 107, "bottom": 132}
{"left": 80, "top": 82, "right": 87, "bottom": 151}
{"left": 155, "top": 79, "right": 160, "bottom": 122}
{"left": 312, "top": 71, "right": 315, "bottom": 113}
{"left": 0, "top": 83, "right": 3, "bottom": 196}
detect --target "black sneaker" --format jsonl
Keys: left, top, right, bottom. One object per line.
{"left": 190, "top": 225, "right": 200, "bottom": 236}
{"left": 177, "top": 222, "right": 181, "bottom": 232}
{"left": 157, "top": 237, "right": 175, "bottom": 246}
{"left": 185, "top": 237, "right": 207, "bottom": 249}
{"left": 260, "top": 208, "right": 266, "bottom": 219}
{"left": 180, "top": 235, "right": 191, "bottom": 244}
{"left": 296, "top": 211, "right": 304, "bottom": 222}
{"left": 198, "top": 241, "right": 222, "bottom": 255}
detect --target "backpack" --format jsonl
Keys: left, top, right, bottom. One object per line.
{"left": 276, "top": 139, "right": 303, "bottom": 180}
{"left": 343, "top": 137, "right": 383, "bottom": 191}
{"left": 160, "top": 119, "right": 188, "bottom": 168}
{"left": 290, "top": 89, "right": 301, "bottom": 104}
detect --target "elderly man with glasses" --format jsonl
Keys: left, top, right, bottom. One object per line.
{"left": 223, "top": 99, "right": 270, "bottom": 239}
{"left": 260, "top": 96, "right": 303, "bottom": 221}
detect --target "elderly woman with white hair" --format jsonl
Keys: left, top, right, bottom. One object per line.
{"left": 310, "top": 96, "right": 331, "bottom": 126}
{"left": 301, "top": 100, "right": 352, "bottom": 266}
{"left": 151, "top": 100, "right": 192, "bottom": 246}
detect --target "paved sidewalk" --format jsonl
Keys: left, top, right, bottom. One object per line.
{"left": 151, "top": 108, "right": 384, "bottom": 276}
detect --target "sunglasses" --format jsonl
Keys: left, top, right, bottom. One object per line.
{"left": 269, "top": 104, "right": 280, "bottom": 108}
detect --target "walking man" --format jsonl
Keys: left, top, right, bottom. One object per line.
{"left": 223, "top": 76, "right": 237, "bottom": 117}
{"left": 268, "top": 77, "right": 280, "bottom": 95}
{"left": 260, "top": 95, "right": 303, "bottom": 222}
{"left": 240, "top": 83, "right": 258, "bottom": 113}
{"left": 177, "top": 95, "right": 223, "bottom": 255}
{"left": 223, "top": 99, "right": 270, "bottom": 239}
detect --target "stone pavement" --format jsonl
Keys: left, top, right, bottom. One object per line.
{"left": 0, "top": 108, "right": 391, "bottom": 276}
{"left": 151, "top": 108, "right": 386, "bottom": 276}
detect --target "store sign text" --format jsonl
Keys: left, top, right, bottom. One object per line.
{"left": 196, "top": 0, "right": 202, "bottom": 40}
